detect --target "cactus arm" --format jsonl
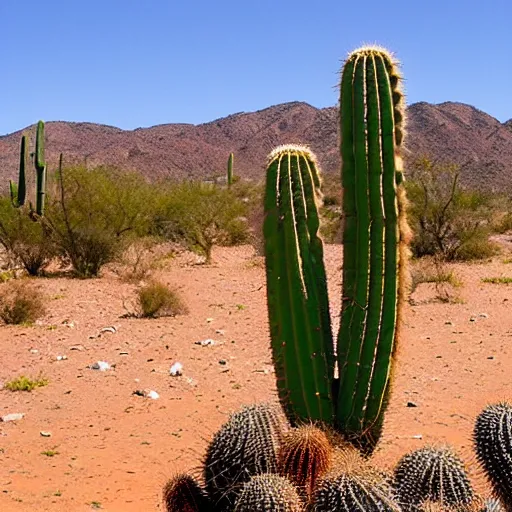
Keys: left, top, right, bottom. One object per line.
{"left": 337, "top": 54, "right": 372, "bottom": 425}
{"left": 35, "top": 120, "right": 46, "bottom": 216}
{"left": 336, "top": 47, "right": 408, "bottom": 450}
{"left": 18, "top": 134, "right": 27, "bottom": 206}
{"left": 227, "top": 152, "right": 234, "bottom": 188}
{"left": 264, "top": 146, "right": 334, "bottom": 425}
{"left": 347, "top": 54, "right": 387, "bottom": 433}
{"left": 9, "top": 181, "right": 18, "bottom": 207}
{"left": 363, "top": 54, "right": 401, "bottom": 431}
{"left": 336, "top": 57, "right": 357, "bottom": 383}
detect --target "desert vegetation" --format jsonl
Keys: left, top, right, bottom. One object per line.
{"left": 0, "top": 43, "right": 511, "bottom": 512}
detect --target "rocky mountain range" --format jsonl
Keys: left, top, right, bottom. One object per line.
{"left": 1, "top": 101, "right": 511, "bottom": 191}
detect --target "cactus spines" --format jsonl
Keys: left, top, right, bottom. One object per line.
{"left": 34, "top": 120, "right": 46, "bottom": 216}
{"left": 336, "top": 45, "right": 410, "bottom": 450}
{"left": 234, "top": 474, "right": 303, "bottom": 512}
{"left": 313, "top": 447, "right": 400, "bottom": 512}
{"left": 264, "top": 144, "right": 334, "bottom": 425}
{"left": 163, "top": 473, "right": 212, "bottom": 512}
{"left": 474, "top": 402, "right": 512, "bottom": 511}
{"left": 227, "top": 152, "right": 234, "bottom": 188}
{"left": 203, "top": 403, "right": 288, "bottom": 511}
{"left": 393, "top": 446, "right": 474, "bottom": 510}
{"left": 279, "top": 425, "right": 333, "bottom": 497}
{"left": 420, "top": 498, "right": 504, "bottom": 512}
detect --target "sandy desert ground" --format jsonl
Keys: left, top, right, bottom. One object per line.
{"left": 1, "top": 243, "right": 511, "bottom": 511}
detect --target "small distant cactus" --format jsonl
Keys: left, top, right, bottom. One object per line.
{"left": 10, "top": 134, "right": 27, "bottom": 207}
{"left": 203, "top": 403, "right": 288, "bottom": 511}
{"left": 278, "top": 425, "right": 333, "bottom": 497}
{"left": 474, "top": 402, "right": 512, "bottom": 511}
{"left": 227, "top": 152, "right": 234, "bottom": 188}
{"left": 162, "top": 473, "right": 212, "bottom": 512}
{"left": 34, "top": 120, "right": 47, "bottom": 216}
{"left": 393, "top": 446, "right": 474, "bottom": 510}
{"left": 234, "top": 474, "right": 303, "bottom": 512}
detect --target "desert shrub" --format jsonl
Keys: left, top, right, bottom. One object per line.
{"left": 0, "top": 281, "right": 46, "bottom": 324}
{"left": 0, "top": 198, "right": 58, "bottom": 276}
{"left": 113, "top": 236, "right": 164, "bottom": 282}
{"left": 410, "top": 257, "right": 463, "bottom": 304}
{"left": 45, "top": 165, "right": 155, "bottom": 277}
{"left": 153, "top": 181, "right": 249, "bottom": 263}
{"left": 137, "top": 280, "right": 188, "bottom": 318}
{"left": 406, "top": 157, "right": 497, "bottom": 261}
{"left": 493, "top": 211, "right": 512, "bottom": 234}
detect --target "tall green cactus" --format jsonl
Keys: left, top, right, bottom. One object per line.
{"left": 227, "top": 152, "right": 234, "bottom": 188}
{"left": 264, "top": 145, "right": 334, "bottom": 425}
{"left": 35, "top": 120, "right": 47, "bottom": 216}
{"left": 336, "top": 46, "right": 409, "bottom": 448}
{"left": 263, "top": 46, "right": 410, "bottom": 452}
{"left": 10, "top": 134, "right": 27, "bottom": 207}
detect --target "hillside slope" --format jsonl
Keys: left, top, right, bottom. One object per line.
{"left": 1, "top": 101, "right": 511, "bottom": 191}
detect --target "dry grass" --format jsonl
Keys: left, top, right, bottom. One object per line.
{"left": 0, "top": 281, "right": 46, "bottom": 324}
{"left": 410, "top": 257, "right": 463, "bottom": 304}
{"left": 137, "top": 280, "right": 188, "bottom": 318}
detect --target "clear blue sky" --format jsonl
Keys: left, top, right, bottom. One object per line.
{"left": 2, "top": 0, "right": 511, "bottom": 135}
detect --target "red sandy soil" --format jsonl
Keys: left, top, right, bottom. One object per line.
{"left": 1, "top": 244, "right": 511, "bottom": 511}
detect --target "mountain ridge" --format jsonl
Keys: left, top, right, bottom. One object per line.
{"left": 1, "top": 101, "right": 511, "bottom": 191}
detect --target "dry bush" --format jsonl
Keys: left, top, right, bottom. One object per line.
{"left": 137, "top": 280, "right": 188, "bottom": 318}
{"left": 406, "top": 157, "right": 498, "bottom": 261}
{"left": 0, "top": 281, "right": 46, "bottom": 324}
{"left": 113, "top": 237, "right": 163, "bottom": 283}
{"left": 410, "top": 257, "right": 462, "bottom": 304}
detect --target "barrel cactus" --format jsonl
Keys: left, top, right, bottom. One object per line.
{"left": 203, "top": 402, "right": 288, "bottom": 511}
{"left": 234, "top": 474, "right": 303, "bottom": 512}
{"left": 474, "top": 402, "right": 512, "bottom": 511}
{"left": 312, "top": 447, "right": 400, "bottom": 511}
{"left": 278, "top": 425, "right": 333, "bottom": 497}
{"left": 393, "top": 446, "right": 474, "bottom": 510}
{"left": 162, "top": 473, "right": 212, "bottom": 512}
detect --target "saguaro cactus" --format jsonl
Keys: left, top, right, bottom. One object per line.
{"left": 35, "top": 120, "right": 47, "bottom": 216}
{"left": 263, "top": 46, "right": 410, "bottom": 452}
{"left": 227, "top": 152, "right": 234, "bottom": 188}
{"left": 264, "top": 145, "right": 334, "bottom": 425}
{"left": 10, "top": 134, "right": 27, "bottom": 207}
{"left": 336, "top": 46, "right": 409, "bottom": 448}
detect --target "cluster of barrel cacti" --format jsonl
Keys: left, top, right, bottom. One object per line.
{"left": 162, "top": 44, "right": 512, "bottom": 511}
{"left": 9, "top": 120, "right": 47, "bottom": 217}
{"left": 163, "top": 401, "right": 509, "bottom": 510}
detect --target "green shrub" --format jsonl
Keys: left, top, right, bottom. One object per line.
{"left": 45, "top": 165, "right": 155, "bottom": 277}
{"left": 137, "top": 280, "right": 188, "bottom": 318}
{"left": 153, "top": 181, "right": 249, "bottom": 263}
{"left": 482, "top": 277, "right": 512, "bottom": 284}
{"left": 406, "top": 157, "right": 497, "bottom": 261}
{"left": 0, "top": 198, "right": 58, "bottom": 276}
{"left": 0, "top": 281, "right": 46, "bottom": 324}
{"left": 4, "top": 374, "right": 49, "bottom": 391}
